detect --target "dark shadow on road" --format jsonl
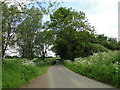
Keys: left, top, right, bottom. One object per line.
{"left": 55, "top": 60, "right": 63, "bottom": 65}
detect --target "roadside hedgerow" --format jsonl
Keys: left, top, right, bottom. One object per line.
{"left": 2, "top": 59, "right": 50, "bottom": 88}
{"left": 64, "top": 51, "right": 120, "bottom": 88}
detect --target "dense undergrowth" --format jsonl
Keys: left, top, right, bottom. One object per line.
{"left": 2, "top": 58, "right": 57, "bottom": 88}
{"left": 64, "top": 51, "right": 120, "bottom": 88}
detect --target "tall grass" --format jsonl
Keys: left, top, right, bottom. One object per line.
{"left": 2, "top": 60, "right": 50, "bottom": 88}
{"left": 64, "top": 51, "right": 120, "bottom": 88}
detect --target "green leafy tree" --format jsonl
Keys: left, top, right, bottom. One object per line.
{"left": 1, "top": 0, "right": 61, "bottom": 15}
{"left": 50, "top": 7, "right": 96, "bottom": 61}
{"left": 96, "top": 34, "right": 107, "bottom": 46}
{"left": 2, "top": 1, "right": 61, "bottom": 58}
{"left": 96, "top": 34, "right": 118, "bottom": 50}
{"left": 16, "top": 6, "right": 42, "bottom": 59}
{"left": 2, "top": 3, "right": 22, "bottom": 57}
{"left": 34, "top": 24, "right": 54, "bottom": 60}
{"left": 106, "top": 37, "right": 118, "bottom": 50}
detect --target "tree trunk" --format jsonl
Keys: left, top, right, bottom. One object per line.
{"left": 42, "top": 51, "right": 45, "bottom": 61}
{"left": 2, "top": 49, "right": 5, "bottom": 58}
{"left": 2, "top": 22, "right": 11, "bottom": 58}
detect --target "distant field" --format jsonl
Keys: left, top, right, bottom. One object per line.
{"left": 64, "top": 51, "right": 120, "bottom": 88}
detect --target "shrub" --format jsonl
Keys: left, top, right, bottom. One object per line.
{"left": 5, "top": 56, "right": 19, "bottom": 59}
{"left": 35, "top": 58, "right": 57, "bottom": 67}
{"left": 2, "top": 60, "right": 50, "bottom": 88}
{"left": 64, "top": 51, "right": 119, "bottom": 88}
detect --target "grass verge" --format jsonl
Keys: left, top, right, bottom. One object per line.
{"left": 64, "top": 51, "right": 120, "bottom": 88}
{"left": 2, "top": 60, "right": 50, "bottom": 88}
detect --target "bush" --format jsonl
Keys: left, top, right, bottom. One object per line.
{"left": 5, "top": 56, "right": 19, "bottom": 59}
{"left": 35, "top": 58, "right": 57, "bottom": 67}
{"left": 2, "top": 60, "right": 50, "bottom": 88}
{"left": 64, "top": 51, "right": 119, "bottom": 88}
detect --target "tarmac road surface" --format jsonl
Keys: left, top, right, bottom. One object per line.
{"left": 45, "top": 62, "right": 114, "bottom": 88}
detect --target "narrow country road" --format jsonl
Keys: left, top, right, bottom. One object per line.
{"left": 45, "top": 62, "right": 114, "bottom": 88}
{"left": 21, "top": 62, "right": 116, "bottom": 88}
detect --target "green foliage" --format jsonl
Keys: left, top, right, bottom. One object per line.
{"left": 50, "top": 7, "right": 118, "bottom": 61}
{"left": 2, "top": 1, "right": 60, "bottom": 59}
{"left": 2, "top": 59, "right": 50, "bottom": 88}
{"left": 91, "top": 43, "right": 110, "bottom": 53}
{"left": 51, "top": 10, "right": 118, "bottom": 60}
{"left": 45, "top": 57, "right": 60, "bottom": 60}
{"left": 53, "top": 30, "right": 96, "bottom": 60}
{"left": 2, "top": 3, "right": 22, "bottom": 57}
{"left": 50, "top": 7, "right": 96, "bottom": 60}
{"left": 5, "top": 56, "right": 19, "bottom": 59}
{"left": 34, "top": 29, "right": 55, "bottom": 60}
{"left": 35, "top": 57, "right": 57, "bottom": 66}
{"left": 106, "top": 38, "right": 118, "bottom": 50}
{"left": 64, "top": 51, "right": 120, "bottom": 88}
{"left": 96, "top": 34, "right": 118, "bottom": 50}
{"left": 16, "top": 6, "right": 43, "bottom": 59}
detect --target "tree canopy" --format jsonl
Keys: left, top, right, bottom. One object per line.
{"left": 1, "top": 3, "right": 118, "bottom": 61}
{"left": 1, "top": 1, "right": 60, "bottom": 59}
{"left": 49, "top": 7, "right": 96, "bottom": 60}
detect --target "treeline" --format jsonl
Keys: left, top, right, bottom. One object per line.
{"left": 95, "top": 34, "right": 119, "bottom": 50}
{"left": 49, "top": 7, "right": 119, "bottom": 61}
{"left": 2, "top": 1, "right": 58, "bottom": 60}
{"left": 2, "top": 2, "right": 119, "bottom": 61}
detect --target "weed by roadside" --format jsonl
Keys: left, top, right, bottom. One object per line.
{"left": 64, "top": 51, "right": 120, "bottom": 88}
{"left": 2, "top": 59, "right": 50, "bottom": 88}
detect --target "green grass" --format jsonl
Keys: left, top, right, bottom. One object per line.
{"left": 2, "top": 59, "right": 50, "bottom": 88}
{"left": 64, "top": 51, "right": 120, "bottom": 88}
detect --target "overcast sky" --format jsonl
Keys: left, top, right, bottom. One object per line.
{"left": 43, "top": 0, "right": 119, "bottom": 39}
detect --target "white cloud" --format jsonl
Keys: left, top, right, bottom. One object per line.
{"left": 86, "top": 10, "right": 118, "bottom": 38}
{"left": 60, "top": 0, "right": 119, "bottom": 39}
{"left": 80, "top": 0, "right": 118, "bottom": 38}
